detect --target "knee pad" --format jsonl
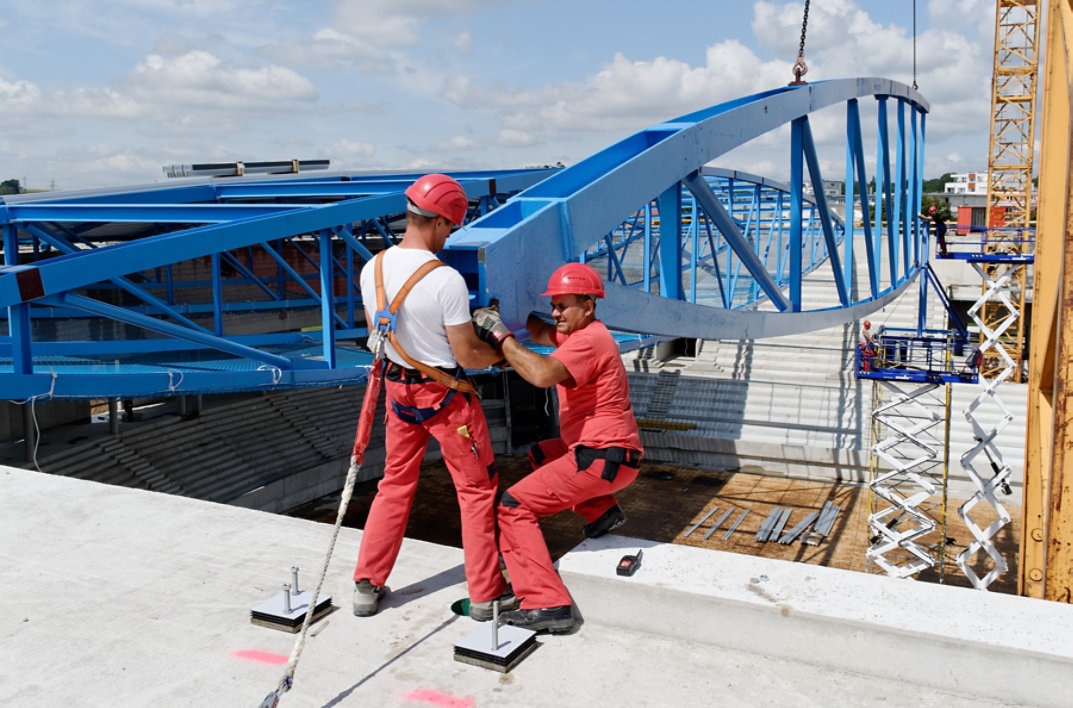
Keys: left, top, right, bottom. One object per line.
{"left": 526, "top": 443, "right": 545, "bottom": 470}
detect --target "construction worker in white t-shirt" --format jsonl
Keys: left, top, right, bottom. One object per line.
{"left": 351, "top": 174, "right": 515, "bottom": 622}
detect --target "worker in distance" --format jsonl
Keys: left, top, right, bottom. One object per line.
{"left": 472, "top": 262, "right": 644, "bottom": 634}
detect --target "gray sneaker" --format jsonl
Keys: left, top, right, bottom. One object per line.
{"left": 353, "top": 579, "right": 385, "bottom": 617}
{"left": 469, "top": 591, "right": 521, "bottom": 622}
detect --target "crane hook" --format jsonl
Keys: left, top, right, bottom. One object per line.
{"left": 789, "top": 52, "right": 808, "bottom": 86}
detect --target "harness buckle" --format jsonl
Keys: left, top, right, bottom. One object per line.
{"left": 368, "top": 308, "right": 397, "bottom": 358}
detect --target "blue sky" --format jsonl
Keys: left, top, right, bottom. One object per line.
{"left": 0, "top": 0, "right": 998, "bottom": 192}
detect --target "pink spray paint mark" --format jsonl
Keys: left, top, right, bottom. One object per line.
{"left": 234, "top": 649, "right": 290, "bottom": 665}
{"left": 403, "top": 688, "right": 476, "bottom": 708}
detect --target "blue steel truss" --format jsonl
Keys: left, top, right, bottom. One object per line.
{"left": 449, "top": 78, "right": 929, "bottom": 339}
{"left": 0, "top": 169, "right": 555, "bottom": 398}
{"left": 0, "top": 78, "right": 929, "bottom": 400}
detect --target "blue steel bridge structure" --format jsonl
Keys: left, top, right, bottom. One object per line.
{"left": 0, "top": 77, "right": 932, "bottom": 401}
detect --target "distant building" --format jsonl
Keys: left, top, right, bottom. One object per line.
{"left": 944, "top": 172, "right": 989, "bottom": 196}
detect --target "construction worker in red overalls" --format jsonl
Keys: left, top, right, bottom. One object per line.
{"left": 472, "top": 263, "right": 643, "bottom": 634}
{"left": 859, "top": 319, "right": 877, "bottom": 373}
{"left": 351, "top": 174, "right": 514, "bottom": 622}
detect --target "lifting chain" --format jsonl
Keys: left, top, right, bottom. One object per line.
{"left": 789, "top": 0, "right": 810, "bottom": 86}
{"left": 912, "top": 0, "right": 918, "bottom": 89}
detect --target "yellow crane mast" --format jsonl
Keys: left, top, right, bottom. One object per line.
{"left": 1022, "top": 0, "right": 1073, "bottom": 602}
{"left": 982, "top": 0, "right": 1041, "bottom": 380}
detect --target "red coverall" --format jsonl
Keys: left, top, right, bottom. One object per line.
{"left": 352, "top": 250, "right": 507, "bottom": 606}
{"left": 353, "top": 372, "right": 506, "bottom": 604}
{"left": 498, "top": 319, "right": 643, "bottom": 609}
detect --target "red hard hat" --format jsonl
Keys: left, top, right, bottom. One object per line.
{"left": 404, "top": 173, "right": 468, "bottom": 226}
{"left": 864, "top": 320, "right": 871, "bottom": 328}
{"left": 541, "top": 262, "right": 606, "bottom": 298}
{"left": 929, "top": 205, "right": 937, "bottom": 213}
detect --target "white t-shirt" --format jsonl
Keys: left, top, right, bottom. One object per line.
{"left": 359, "top": 247, "right": 471, "bottom": 368}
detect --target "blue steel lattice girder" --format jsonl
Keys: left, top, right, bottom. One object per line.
{"left": 449, "top": 78, "right": 928, "bottom": 338}
{"left": 0, "top": 172, "right": 555, "bottom": 309}
{"left": 0, "top": 194, "right": 405, "bottom": 308}
{"left": 38, "top": 292, "right": 323, "bottom": 370}
{"left": 896, "top": 101, "right": 909, "bottom": 276}
{"left": 680, "top": 172, "right": 792, "bottom": 311}
{"left": 0, "top": 169, "right": 554, "bottom": 397}
{"left": 789, "top": 116, "right": 806, "bottom": 311}
{"left": 14, "top": 169, "right": 545, "bottom": 206}
{"left": 656, "top": 184, "right": 684, "bottom": 300}
{"left": 579, "top": 172, "right": 812, "bottom": 310}
{"left": 797, "top": 118, "right": 848, "bottom": 307}
{"left": 20, "top": 221, "right": 209, "bottom": 332}
{"left": 846, "top": 99, "right": 879, "bottom": 298}
{"left": 877, "top": 97, "right": 897, "bottom": 285}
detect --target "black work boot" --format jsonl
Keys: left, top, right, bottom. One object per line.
{"left": 583, "top": 504, "right": 626, "bottom": 538}
{"left": 500, "top": 605, "right": 577, "bottom": 634}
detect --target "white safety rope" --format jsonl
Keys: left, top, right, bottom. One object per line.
{"left": 257, "top": 364, "right": 283, "bottom": 386}
{"left": 166, "top": 369, "right": 184, "bottom": 393}
{"left": 13, "top": 370, "right": 57, "bottom": 474}
{"left": 259, "top": 370, "right": 379, "bottom": 707}
{"left": 259, "top": 456, "right": 363, "bottom": 707}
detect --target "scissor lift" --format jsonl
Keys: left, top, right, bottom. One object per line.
{"left": 857, "top": 260, "right": 977, "bottom": 580}
{"left": 861, "top": 226, "right": 1034, "bottom": 588}
{"left": 936, "top": 231, "right": 1033, "bottom": 590}
{"left": 859, "top": 328, "right": 975, "bottom": 579}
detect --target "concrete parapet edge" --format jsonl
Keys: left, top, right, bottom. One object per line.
{"left": 558, "top": 535, "right": 1073, "bottom": 708}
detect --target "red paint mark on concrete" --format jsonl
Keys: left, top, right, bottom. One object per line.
{"left": 404, "top": 688, "right": 475, "bottom": 708}
{"left": 234, "top": 649, "right": 289, "bottom": 664}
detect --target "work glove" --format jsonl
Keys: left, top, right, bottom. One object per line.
{"left": 472, "top": 303, "right": 513, "bottom": 345}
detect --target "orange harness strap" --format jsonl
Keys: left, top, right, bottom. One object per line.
{"left": 373, "top": 252, "right": 476, "bottom": 395}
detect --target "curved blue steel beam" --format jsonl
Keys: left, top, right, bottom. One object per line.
{"left": 445, "top": 77, "right": 929, "bottom": 339}
{"left": 0, "top": 78, "right": 930, "bottom": 398}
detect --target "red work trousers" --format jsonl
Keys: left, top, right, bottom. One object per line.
{"left": 353, "top": 378, "right": 507, "bottom": 604}
{"left": 499, "top": 438, "right": 640, "bottom": 609}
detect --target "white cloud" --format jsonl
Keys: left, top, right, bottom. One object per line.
{"left": 123, "top": 50, "right": 318, "bottom": 110}
{"left": 263, "top": 27, "right": 399, "bottom": 74}
{"left": 0, "top": 76, "right": 42, "bottom": 110}
{"left": 55, "top": 86, "right": 142, "bottom": 119}
{"left": 434, "top": 135, "right": 480, "bottom": 151}
{"left": 473, "top": 41, "right": 788, "bottom": 146}
{"left": 152, "top": 33, "right": 194, "bottom": 57}
{"left": 493, "top": 129, "right": 537, "bottom": 148}
{"left": 452, "top": 30, "right": 474, "bottom": 56}
{"left": 262, "top": 0, "right": 480, "bottom": 73}
{"left": 929, "top": 0, "right": 994, "bottom": 40}
{"left": 325, "top": 138, "right": 376, "bottom": 168}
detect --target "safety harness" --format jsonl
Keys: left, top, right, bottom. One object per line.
{"left": 368, "top": 251, "right": 476, "bottom": 424}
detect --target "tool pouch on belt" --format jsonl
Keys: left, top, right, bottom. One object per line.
{"left": 575, "top": 445, "right": 640, "bottom": 483}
